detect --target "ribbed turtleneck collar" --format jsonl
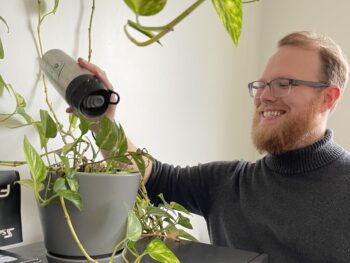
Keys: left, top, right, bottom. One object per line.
{"left": 264, "top": 129, "right": 345, "bottom": 175}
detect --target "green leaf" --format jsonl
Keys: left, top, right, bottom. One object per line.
{"left": 115, "top": 156, "right": 133, "bottom": 166}
{"left": 145, "top": 239, "right": 180, "bottom": 263}
{"left": 42, "top": 0, "right": 60, "bottom": 17}
{"left": 166, "top": 226, "right": 198, "bottom": 242}
{"left": 16, "top": 179, "right": 35, "bottom": 190}
{"left": 66, "top": 177, "right": 79, "bottom": 192}
{"left": 177, "top": 213, "right": 193, "bottom": 229}
{"left": 62, "top": 142, "right": 74, "bottom": 155}
{"left": 0, "top": 38, "right": 3, "bottom": 59}
{"left": 15, "top": 92, "right": 26, "bottom": 108}
{"left": 124, "top": 0, "right": 167, "bottom": 16}
{"left": 23, "top": 136, "right": 47, "bottom": 184}
{"left": 57, "top": 190, "right": 83, "bottom": 211}
{"left": 62, "top": 140, "right": 79, "bottom": 155}
{"left": 158, "top": 193, "right": 171, "bottom": 208}
{"left": 53, "top": 177, "right": 67, "bottom": 192}
{"left": 211, "top": 0, "right": 242, "bottom": 46}
{"left": 33, "top": 122, "right": 48, "bottom": 149}
{"left": 129, "top": 152, "right": 145, "bottom": 176}
{"left": 95, "top": 117, "right": 118, "bottom": 151}
{"left": 163, "top": 217, "right": 173, "bottom": 224}
{"left": 0, "top": 74, "right": 6, "bottom": 95}
{"left": 37, "top": 182, "right": 45, "bottom": 192}
{"left": 177, "top": 229, "right": 198, "bottom": 242}
{"left": 0, "top": 16, "right": 9, "bottom": 60}
{"left": 59, "top": 155, "right": 71, "bottom": 176}
{"left": 145, "top": 207, "right": 175, "bottom": 220}
{"left": 66, "top": 170, "right": 78, "bottom": 191}
{"left": 57, "top": 156, "right": 79, "bottom": 191}
{"left": 16, "top": 107, "right": 33, "bottom": 124}
{"left": 78, "top": 112, "right": 90, "bottom": 135}
{"left": 40, "top": 110, "right": 57, "bottom": 138}
{"left": 127, "top": 210, "right": 142, "bottom": 242}
{"left": 68, "top": 113, "right": 78, "bottom": 132}
{"left": 170, "top": 201, "right": 190, "bottom": 215}
{"left": 117, "top": 123, "right": 128, "bottom": 156}
{"left": 53, "top": 0, "right": 60, "bottom": 14}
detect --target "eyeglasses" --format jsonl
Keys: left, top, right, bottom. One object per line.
{"left": 248, "top": 78, "right": 330, "bottom": 98}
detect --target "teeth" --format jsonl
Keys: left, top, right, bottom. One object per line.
{"left": 263, "top": 111, "right": 283, "bottom": 117}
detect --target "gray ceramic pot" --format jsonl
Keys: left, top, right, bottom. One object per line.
{"left": 39, "top": 172, "right": 140, "bottom": 259}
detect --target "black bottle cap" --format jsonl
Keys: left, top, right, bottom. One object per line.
{"left": 65, "top": 74, "right": 110, "bottom": 117}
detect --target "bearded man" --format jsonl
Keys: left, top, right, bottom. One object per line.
{"left": 78, "top": 31, "right": 350, "bottom": 263}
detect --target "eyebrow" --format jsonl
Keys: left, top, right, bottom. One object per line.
{"left": 257, "top": 76, "right": 300, "bottom": 82}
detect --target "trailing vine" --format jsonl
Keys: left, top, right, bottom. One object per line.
{"left": 0, "top": 0, "right": 259, "bottom": 262}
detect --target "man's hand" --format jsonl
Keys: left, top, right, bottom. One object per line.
{"left": 65, "top": 58, "right": 153, "bottom": 183}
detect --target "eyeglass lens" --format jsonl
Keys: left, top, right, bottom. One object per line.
{"left": 250, "top": 79, "right": 291, "bottom": 98}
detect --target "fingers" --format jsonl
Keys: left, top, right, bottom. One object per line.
{"left": 77, "top": 58, "right": 117, "bottom": 121}
{"left": 66, "top": 107, "right": 73, "bottom": 113}
{"left": 78, "top": 58, "right": 114, "bottom": 90}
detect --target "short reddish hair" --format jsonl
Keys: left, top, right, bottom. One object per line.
{"left": 278, "top": 31, "right": 349, "bottom": 91}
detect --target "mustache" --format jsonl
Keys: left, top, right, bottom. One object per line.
{"left": 255, "top": 103, "right": 288, "bottom": 112}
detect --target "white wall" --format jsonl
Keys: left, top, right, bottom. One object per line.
{"left": 3, "top": 0, "right": 350, "bottom": 250}
{"left": 0, "top": 0, "right": 262, "bottom": 247}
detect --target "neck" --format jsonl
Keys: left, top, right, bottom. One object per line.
{"left": 265, "top": 129, "right": 344, "bottom": 175}
{"left": 286, "top": 126, "right": 326, "bottom": 152}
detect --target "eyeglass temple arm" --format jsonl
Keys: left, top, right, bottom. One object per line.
{"left": 291, "top": 79, "right": 329, "bottom": 87}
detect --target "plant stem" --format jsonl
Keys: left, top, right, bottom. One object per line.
{"left": 0, "top": 84, "right": 21, "bottom": 123}
{"left": 139, "top": 180, "right": 150, "bottom": 205}
{"left": 0, "top": 161, "right": 27, "bottom": 166}
{"left": 43, "top": 172, "right": 52, "bottom": 200}
{"left": 127, "top": 245, "right": 139, "bottom": 258}
{"left": 59, "top": 197, "right": 98, "bottom": 263}
{"left": 121, "top": 248, "right": 130, "bottom": 263}
{"left": 0, "top": 111, "right": 15, "bottom": 122}
{"left": 108, "top": 238, "right": 127, "bottom": 263}
{"left": 37, "top": 0, "right": 67, "bottom": 146}
{"left": 42, "top": 74, "right": 66, "bottom": 141}
{"left": 125, "top": 0, "right": 206, "bottom": 46}
{"left": 2, "top": 121, "right": 41, "bottom": 129}
{"left": 88, "top": 0, "right": 96, "bottom": 62}
{"left": 142, "top": 233, "right": 168, "bottom": 239}
{"left": 134, "top": 252, "right": 147, "bottom": 263}
{"left": 39, "top": 194, "right": 57, "bottom": 207}
{"left": 243, "top": 0, "right": 259, "bottom": 3}
{"left": 37, "top": 1, "right": 44, "bottom": 57}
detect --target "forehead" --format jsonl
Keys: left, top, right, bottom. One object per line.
{"left": 261, "top": 45, "right": 322, "bottom": 81}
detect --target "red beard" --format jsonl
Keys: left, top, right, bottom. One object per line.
{"left": 251, "top": 100, "right": 321, "bottom": 154}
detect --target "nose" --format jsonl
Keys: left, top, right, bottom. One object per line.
{"left": 256, "top": 85, "right": 276, "bottom": 104}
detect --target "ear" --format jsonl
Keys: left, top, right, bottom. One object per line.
{"left": 320, "top": 85, "right": 341, "bottom": 112}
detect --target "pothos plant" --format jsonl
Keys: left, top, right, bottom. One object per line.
{"left": 0, "top": 0, "right": 258, "bottom": 262}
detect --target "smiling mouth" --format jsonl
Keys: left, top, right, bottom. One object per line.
{"left": 261, "top": 110, "right": 286, "bottom": 118}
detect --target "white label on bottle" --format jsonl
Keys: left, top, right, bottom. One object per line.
{"left": 49, "top": 60, "right": 65, "bottom": 81}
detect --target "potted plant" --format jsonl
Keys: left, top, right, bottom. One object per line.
{"left": 0, "top": 0, "right": 258, "bottom": 262}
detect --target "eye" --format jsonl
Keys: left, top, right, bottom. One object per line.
{"left": 275, "top": 79, "right": 290, "bottom": 88}
{"left": 252, "top": 81, "right": 266, "bottom": 89}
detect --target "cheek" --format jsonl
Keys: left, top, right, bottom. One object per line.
{"left": 288, "top": 97, "right": 321, "bottom": 116}
{"left": 253, "top": 97, "right": 260, "bottom": 107}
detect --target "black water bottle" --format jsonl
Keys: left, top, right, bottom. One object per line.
{"left": 40, "top": 49, "right": 119, "bottom": 117}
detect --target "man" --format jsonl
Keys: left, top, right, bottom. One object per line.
{"left": 77, "top": 31, "right": 350, "bottom": 263}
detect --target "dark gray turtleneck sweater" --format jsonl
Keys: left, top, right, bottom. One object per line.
{"left": 146, "top": 130, "right": 350, "bottom": 263}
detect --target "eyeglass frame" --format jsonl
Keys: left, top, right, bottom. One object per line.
{"left": 248, "top": 78, "right": 330, "bottom": 98}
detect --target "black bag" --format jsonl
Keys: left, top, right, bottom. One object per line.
{"left": 0, "top": 171, "right": 23, "bottom": 247}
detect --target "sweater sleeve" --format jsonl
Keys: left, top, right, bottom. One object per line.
{"left": 146, "top": 159, "right": 245, "bottom": 217}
